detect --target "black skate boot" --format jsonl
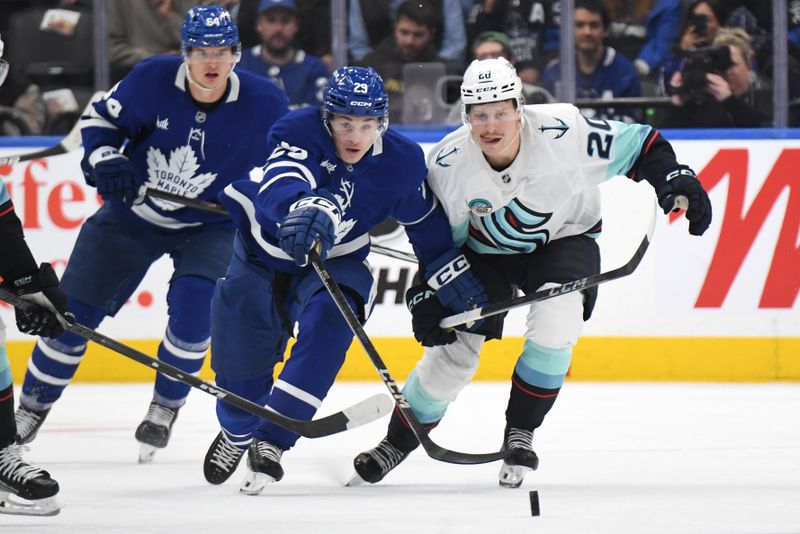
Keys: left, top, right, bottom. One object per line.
{"left": 498, "top": 427, "right": 539, "bottom": 488}
{"left": 239, "top": 438, "right": 284, "bottom": 495}
{"left": 0, "top": 444, "right": 60, "bottom": 516}
{"left": 348, "top": 409, "right": 426, "bottom": 486}
{"left": 135, "top": 401, "right": 179, "bottom": 463}
{"left": 351, "top": 438, "right": 411, "bottom": 485}
{"left": 204, "top": 432, "right": 246, "bottom": 485}
{"left": 14, "top": 406, "right": 50, "bottom": 445}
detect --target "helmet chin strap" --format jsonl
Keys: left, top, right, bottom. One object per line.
{"left": 184, "top": 62, "right": 232, "bottom": 94}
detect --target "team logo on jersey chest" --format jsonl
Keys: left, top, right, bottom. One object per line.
{"left": 468, "top": 198, "right": 493, "bottom": 214}
{"left": 143, "top": 145, "right": 216, "bottom": 211}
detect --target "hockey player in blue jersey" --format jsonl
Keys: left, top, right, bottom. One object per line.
{"left": 352, "top": 57, "right": 711, "bottom": 488}
{"left": 201, "top": 65, "right": 488, "bottom": 493}
{"left": 14, "top": 6, "right": 289, "bottom": 463}
{"left": 0, "top": 32, "right": 63, "bottom": 516}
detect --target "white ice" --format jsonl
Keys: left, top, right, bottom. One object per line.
{"left": 2, "top": 381, "right": 799, "bottom": 533}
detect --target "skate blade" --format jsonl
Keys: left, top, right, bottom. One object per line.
{"left": 0, "top": 492, "right": 61, "bottom": 516}
{"left": 239, "top": 471, "right": 277, "bottom": 496}
{"left": 498, "top": 464, "right": 532, "bottom": 489}
{"left": 345, "top": 472, "right": 367, "bottom": 487}
{"left": 138, "top": 443, "right": 158, "bottom": 464}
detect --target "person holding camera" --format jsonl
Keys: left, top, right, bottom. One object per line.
{"left": 659, "top": 27, "right": 771, "bottom": 128}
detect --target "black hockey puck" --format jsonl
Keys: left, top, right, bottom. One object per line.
{"left": 529, "top": 490, "right": 540, "bottom": 516}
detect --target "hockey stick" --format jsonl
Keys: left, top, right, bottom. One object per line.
{"left": 440, "top": 199, "right": 660, "bottom": 329}
{"left": 0, "top": 288, "right": 392, "bottom": 438}
{"left": 0, "top": 91, "right": 104, "bottom": 166}
{"left": 309, "top": 248, "right": 506, "bottom": 465}
{"left": 142, "top": 187, "right": 420, "bottom": 264}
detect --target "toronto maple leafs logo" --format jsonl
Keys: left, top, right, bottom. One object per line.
{"left": 332, "top": 179, "right": 357, "bottom": 244}
{"left": 144, "top": 146, "right": 217, "bottom": 211}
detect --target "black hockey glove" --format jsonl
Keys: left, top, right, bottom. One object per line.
{"left": 655, "top": 165, "right": 712, "bottom": 236}
{"left": 5, "top": 263, "right": 71, "bottom": 338}
{"left": 405, "top": 284, "right": 457, "bottom": 347}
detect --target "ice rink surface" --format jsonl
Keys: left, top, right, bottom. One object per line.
{"left": 2, "top": 381, "right": 799, "bottom": 534}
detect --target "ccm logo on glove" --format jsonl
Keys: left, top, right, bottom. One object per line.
{"left": 427, "top": 254, "right": 470, "bottom": 290}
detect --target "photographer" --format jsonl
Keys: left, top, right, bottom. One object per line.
{"left": 659, "top": 27, "right": 772, "bottom": 128}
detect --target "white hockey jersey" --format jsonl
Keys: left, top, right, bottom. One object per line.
{"left": 427, "top": 103, "right": 653, "bottom": 254}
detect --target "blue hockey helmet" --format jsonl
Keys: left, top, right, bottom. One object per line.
{"left": 181, "top": 5, "right": 240, "bottom": 50}
{"left": 322, "top": 66, "right": 389, "bottom": 133}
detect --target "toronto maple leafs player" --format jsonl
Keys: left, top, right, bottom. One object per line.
{"left": 0, "top": 32, "right": 63, "bottom": 516}
{"left": 14, "top": 6, "right": 289, "bottom": 463}
{"left": 352, "top": 57, "right": 712, "bottom": 487}
{"left": 201, "top": 66, "right": 488, "bottom": 494}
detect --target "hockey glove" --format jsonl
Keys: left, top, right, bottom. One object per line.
{"left": 278, "top": 189, "right": 342, "bottom": 266}
{"left": 425, "top": 249, "right": 488, "bottom": 321}
{"left": 405, "top": 284, "right": 457, "bottom": 347}
{"left": 655, "top": 165, "right": 712, "bottom": 236}
{"left": 5, "top": 263, "right": 71, "bottom": 338}
{"left": 87, "top": 147, "right": 140, "bottom": 207}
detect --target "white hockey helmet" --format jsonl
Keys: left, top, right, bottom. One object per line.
{"left": 460, "top": 57, "right": 524, "bottom": 109}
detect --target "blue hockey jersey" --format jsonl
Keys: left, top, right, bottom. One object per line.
{"left": 542, "top": 46, "right": 642, "bottom": 122}
{"left": 237, "top": 47, "right": 329, "bottom": 110}
{"left": 80, "top": 56, "right": 290, "bottom": 230}
{"left": 219, "top": 107, "right": 454, "bottom": 273}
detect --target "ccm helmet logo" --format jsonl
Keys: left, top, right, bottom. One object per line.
{"left": 349, "top": 101, "right": 372, "bottom": 107}
{"left": 476, "top": 86, "right": 498, "bottom": 93}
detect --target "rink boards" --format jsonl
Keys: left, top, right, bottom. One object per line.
{"left": 1, "top": 129, "right": 798, "bottom": 382}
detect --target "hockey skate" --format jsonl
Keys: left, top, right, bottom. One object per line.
{"left": 204, "top": 432, "right": 246, "bottom": 485}
{"left": 0, "top": 445, "right": 60, "bottom": 516}
{"left": 14, "top": 405, "right": 50, "bottom": 445}
{"left": 498, "top": 427, "right": 539, "bottom": 488}
{"left": 348, "top": 437, "right": 411, "bottom": 486}
{"left": 239, "top": 438, "right": 283, "bottom": 495}
{"left": 134, "top": 401, "right": 179, "bottom": 463}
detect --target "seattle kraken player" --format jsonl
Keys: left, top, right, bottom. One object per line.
{"left": 353, "top": 57, "right": 712, "bottom": 487}
{"left": 14, "top": 6, "right": 289, "bottom": 463}
{"left": 201, "top": 66, "right": 488, "bottom": 494}
{"left": 0, "top": 32, "right": 63, "bottom": 516}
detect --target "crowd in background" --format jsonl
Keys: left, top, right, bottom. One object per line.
{"left": 0, "top": 0, "right": 798, "bottom": 133}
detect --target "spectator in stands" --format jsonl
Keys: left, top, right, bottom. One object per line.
{"left": 465, "top": 0, "right": 560, "bottom": 85}
{"left": 542, "top": 0, "right": 641, "bottom": 122}
{"left": 675, "top": 0, "right": 732, "bottom": 51}
{"left": 238, "top": 0, "right": 332, "bottom": 70}
{"left": 444, "top": 30, "right": 555, "bottom": 124}
{"left": 604, "top": 0, "right": 683, "bottom": 80}
{"left": 348, "top": 0, "right": 466, "bottom": 65}
{"left": 108, "top": 0, "right": 202, "bottom": 83}
{"left": 660, "top": 27, "right": 772, "bottom": 127}
{"left": 237, "top": 0, "right": 329, "bottom": 109}
{"left": 357, "top": 0, "right": 460, "bottom": 123}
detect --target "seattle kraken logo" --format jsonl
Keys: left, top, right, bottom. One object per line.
{"left": 538, "top": 117, "right": 569, "bottom": 139}
{"left": 471, "top": 199, "right": 551, "bottom": 253}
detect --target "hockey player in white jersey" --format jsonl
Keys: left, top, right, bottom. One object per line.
{"left": 0, "top": 32, "right": 62, "bottom": 516}
{"left": 13, "top": 6, "right": 289, "bottom": 463}
{"left": 352, "top": 57, "right": 712, "bottom": 487}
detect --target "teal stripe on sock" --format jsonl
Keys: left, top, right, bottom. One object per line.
{"left": 402, "top": 370, "right": 449, "bottom": 424}
{"left": 514, "top": 340, "right": 572, "bottom": 389}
